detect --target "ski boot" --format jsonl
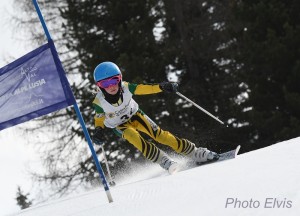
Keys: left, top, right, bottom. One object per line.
{"left": 158, "top": 155, "right": 179, "bottom": 174}
{"left": 189, "top": 147, "right": 220, "bottom": 163}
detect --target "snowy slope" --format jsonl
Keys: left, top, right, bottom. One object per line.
{"left": 10, "top": 137, "right": 300, "bottom": 216}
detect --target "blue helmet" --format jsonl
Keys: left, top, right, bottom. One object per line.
{"left": 93, "top": 62, "right": 122, "bottom": 82}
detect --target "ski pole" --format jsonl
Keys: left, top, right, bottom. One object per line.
{"left": 176, "top": 92, "right": 225, "bottom": 125}
{"left": 101, "top": 145, "right": 116, "bottom": 186}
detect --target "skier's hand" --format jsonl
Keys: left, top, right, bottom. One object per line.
{"left": 92, "top": 127, "right": 104, "bottom": 145}
{"left": 159, "top": 81, "right": 179, "bottom": 93}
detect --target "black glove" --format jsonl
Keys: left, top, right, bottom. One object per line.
{"left": 92, "top": 127, "right": 104, "bottom": 145}
{"left": 159, "top": 81, "right": 179, "bottom": 93}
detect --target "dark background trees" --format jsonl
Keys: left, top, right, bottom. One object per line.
{"left": 12, "top": 0, "right": 300, "bottom": 197}
{"left": 229, "top": 0, "right": 300, "bottom": 150}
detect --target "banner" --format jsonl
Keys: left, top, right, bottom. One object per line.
{"left": 0, "top": 40, "right": 75, "bottom": 130}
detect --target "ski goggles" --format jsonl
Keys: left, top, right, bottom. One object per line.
{"left": 96, "top": 75, "right": 121, "bottom": 88}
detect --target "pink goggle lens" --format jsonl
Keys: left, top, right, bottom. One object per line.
{"left": 96, "top": 75, "right": 121, "bottom": 88}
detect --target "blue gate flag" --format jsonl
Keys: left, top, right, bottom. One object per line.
{"left": 0, "top": 40, "right": 76, "bottom": 130}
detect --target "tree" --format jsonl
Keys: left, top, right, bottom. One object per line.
{"left": 16, "top": 186, "right": 33, "bottom": 210}
{"left": 161, "top": 0, "right": 243, "bottom": 151}
{"left": 229, "top": 0, "right": 300, "bottom": 150}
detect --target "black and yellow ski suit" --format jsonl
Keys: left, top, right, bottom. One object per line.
{"left": 93, "top": 82, "right": 195, "bottom": 163}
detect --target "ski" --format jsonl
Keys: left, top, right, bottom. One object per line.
{"left": 182, "top": 145, "right": 241, "bottom": 171}
{"left": 206, "top": 145, "right": 241, "bottom": 163}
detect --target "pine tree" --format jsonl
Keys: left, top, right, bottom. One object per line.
{"left": 16, "top": 186, "right": 33, "bottom": 210}
{"left": 229, "top": 0, "right": 300, "bottom": 150}
{"left": 161, "top": 0, "right": 242, "bottom": 151}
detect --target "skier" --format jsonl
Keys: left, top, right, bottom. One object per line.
{"left": 92, "top": 61, "right": 219, "bottom": 174}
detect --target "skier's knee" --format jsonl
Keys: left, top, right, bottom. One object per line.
{"left": 123, "top": 127, "right": 140, "bottom": 142}
{"left": 155, "top": 129, "right": 174, "bottom": 144}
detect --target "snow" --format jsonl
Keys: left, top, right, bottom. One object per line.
{"left": 9, "top": 137, "right": 300, "bottom": 216}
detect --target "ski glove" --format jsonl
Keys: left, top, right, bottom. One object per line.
{"left": 92, "top": 127, "right": 104, "bottom": 145}
{"left": 159, "top": 81, "right": 179, "bottom": 93}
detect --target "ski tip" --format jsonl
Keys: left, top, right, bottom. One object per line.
{"left": 235, "top": 145, "right": 241, "bottom": 157}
